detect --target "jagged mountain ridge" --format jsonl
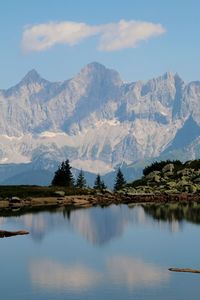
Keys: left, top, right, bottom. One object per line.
{"left": 0, "top": 62, "right": 200, "bottom": 184}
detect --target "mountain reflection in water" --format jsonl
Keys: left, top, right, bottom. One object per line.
{"left": 0, "top": 205, "right": 143, "bottom": 243}
{"left": 1, "top": 203, "right": 200, "bottom": 244}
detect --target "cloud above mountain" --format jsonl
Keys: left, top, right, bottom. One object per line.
{"left": 22, "top": 20, "right": 165, "bottom": 52}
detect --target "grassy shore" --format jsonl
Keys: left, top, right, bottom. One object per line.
{"left": 0, "top": 185, "right": 92, "bottom": 199}
{"left": 1, "top": 184, "right": 200, "bottom": 213}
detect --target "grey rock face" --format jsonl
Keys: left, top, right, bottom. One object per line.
{"left": 0, "top": 62, "right": 200, "bottom": 176}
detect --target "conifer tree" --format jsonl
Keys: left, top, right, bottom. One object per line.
{"left": 114, "top": 168, "right": 126, "bottom": 191}
{"left": 52, "top": 160, "right": 74, "bottom": 187}
{"left": 100, "top": 180, "right": 107, "bottom": 190}
{"left": 93, "top": 174, "right": 107, "bottom": 190}
{"left": 76, "top": 170, "right": 87, "bottom": 189}
{"left": 93, "top": 174, "right": 101, "bottom": 190}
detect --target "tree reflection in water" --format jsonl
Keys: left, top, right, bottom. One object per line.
{"left": 1, "top": 202, "right": 200, "bottom": 243}
{"left": 143, "top": 202, "right": 200, "bottom": 225}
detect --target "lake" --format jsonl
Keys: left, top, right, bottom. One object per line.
{"left": 1, "top": 202, "right": 200, "bottom": 299}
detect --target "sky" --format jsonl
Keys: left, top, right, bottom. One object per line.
{"left": 0, "top": 0, "right": 200, "bottom": 88}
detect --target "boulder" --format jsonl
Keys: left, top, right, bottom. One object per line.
{"left": 146, "top": 171, "right": 161, "bottom": 183}
{"left": 194, "top": 177, "right": 200, "bottom": 183}
{"left": 180, "top": 184, "right": 196, "bottom": 193}
{"left": 163, "top": 171, "right": 174, "bottom": 177}
{"left": 177, "top": 168, "right": 194, "bottom": 176}
{"left": 10, "top": 197, "right": 21, "bottom": 203}
{"left": 166, "top": 181, "right": 177, "bottom": 188}
{"left": 188, "top": 185, "right": 197, "bottom": 193}
{"left": 193, "top": 170, "right": 200, "bottom": 176}
{"left": 165, "top": 188, "right": 179, "bottom": 194}
{"left": 122, "top": 187, "right": 137, "bottom": 195}
{"left": 162, "top": 164, "right": 174, "bottom": 173}
{"left": 154, "top": 175, "right": 161, "bottom": 183}
{"left": 195, "top": 185, "right": 200, "bottom": 191}
{"left": 177, "top": 179, "right": 189, "bottom": 187}
{"left": 146, "top": 171, "right": 161, "bottom": 180}
{"left": 54, "top": 191, "right": 65, "bottom": 197}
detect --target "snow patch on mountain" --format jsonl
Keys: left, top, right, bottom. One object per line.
{"left": 39, "top": 131, "right": 67, "bottom": 138}
{"left": 71, "top": 159, "right": 114, "bottom": 175}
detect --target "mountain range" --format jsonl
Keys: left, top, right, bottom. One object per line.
{"left": 0, "top": 62, "right": 200, "bottom": 186}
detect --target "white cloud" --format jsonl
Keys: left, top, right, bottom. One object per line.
{"left": 99, "top": 20, "right": 165, "bottom": 51}
{"left": 22, "top": 21, "right": 101, "bottom": 52}
{"left": 22, "top": 20, "right": 165, "bottom": 52}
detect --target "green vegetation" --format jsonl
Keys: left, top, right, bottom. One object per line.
{"left": 0, "top": 205, "right": 68, "bottom": 217}
{"left": 114, "top": 168, "right": 126, "bottom": 191}
{"left": 122, "top": 159, "right": 200, "bottom": 194}
{"left": 0, "top": 185, "right": 92, "bottom": 199}
{"left": 76, "top": 170, "right": 87, "bottom": 189}
{"left": 93, "top": 174, "right": 106, "bottom": 190}
{"left": 143, "top": 202, "right": 200, "bottom": 224}
{"left": 1, "top": 158, "right": 200, "bottom": 200}
{"left": 143, "top": 160, "right": 182, "bottom": 176}
{"left": 143, "top": 159, "right": 200, "bottom": 176}
{"left": 52, "top": 160, "right": 74, "bottom": 187}
{"left": 185, "top": 159, "right": 200, "bottom": 170}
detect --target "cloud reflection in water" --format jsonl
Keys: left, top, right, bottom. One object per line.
{"left": 107, "top": 256, "right": 169, "bottom": 289}
{"left": 29, "top": 256, "right": 169, "bottom": 293}
{"left": 30, "top": 260, "right": 102, "bottom": 292}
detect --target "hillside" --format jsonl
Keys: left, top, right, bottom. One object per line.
{"left": 122, "top": 160, "right": 200, "bottom": 194}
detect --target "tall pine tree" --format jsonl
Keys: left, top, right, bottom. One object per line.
{"left": 93, "top": 174, "right": 106, "bottom": 190}
{"left": 76, "top": 170, "right": 87, "bottom": 189}
{"left": 114, "top": 168, "right": 126, "bottom": 191}
{"left": 52, "top": 160, "right": 74, "bottom": 187}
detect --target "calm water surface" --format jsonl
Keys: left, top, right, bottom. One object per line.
{"left": 1, "top": 203, "right": 200, "bottom": 299}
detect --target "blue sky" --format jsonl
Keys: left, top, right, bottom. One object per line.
{"left": 0, "top": 0, "right": 200, "bottom": 88}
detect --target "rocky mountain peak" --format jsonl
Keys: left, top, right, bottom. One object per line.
{"left": 174, "top": 72, "right": 183, "bottom": 81}
{"left": 161, "top": 71, "right": 175, "bottom": 81}
{"left": 77, "top": 62, "right": 123, "bottom": 86}
{"left": 20, "top": 69, "right": 46, "bottom": 86}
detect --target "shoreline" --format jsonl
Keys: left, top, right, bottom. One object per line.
{"left": 1, "top": 192, "right": 200, "bottom": 212}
